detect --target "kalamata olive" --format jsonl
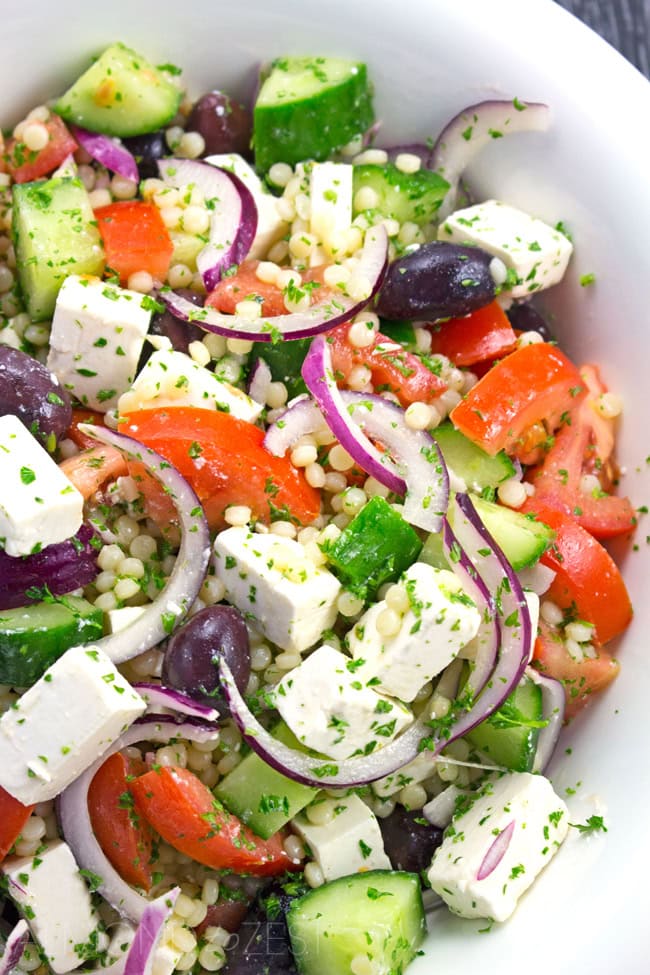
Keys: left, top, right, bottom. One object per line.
{"left": 196, "top": 897, "right": 252, "bottom": 936}
{"left": 507, "top": 301, "right": 554, "bottom": 341}
{"left": 376, "top": 242, "right": 497, "bottom": 321}
{"left": 186, "top": 91, "right": 253, "bottom": 159}
{"left": 220, "top": 880, "right": 308, "bottom": 975}
{"left": 162, "top": 605, "right": 250, "bottom": 710}
{"left": 378, "top": 805, "right": 443, "bottom": 874}
{"left": 122, "top": 130, "right": 167, "bottom": 179}
{"left": 0, "top": 346, "right": 71, "bottom": 445}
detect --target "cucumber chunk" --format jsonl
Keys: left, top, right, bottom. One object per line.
{"left": 12, "top": 177, "right": 104, "bottom": 321}
{"left": 0, "top": 596, "right": 103, "bottom": 686}
{"left": 254, "top": 57, "right": 374, "bottom": 171}
{"left": 469, "top": 494, "right": 554, "bottom": 570}
{"left": 215, "top": 723, "right": 318, "bottom": 839}
{"left": 466, "top": 674, "right": 545, "bottom": 772}
{"left": 287, "top": 870, "right": 426, "bottom": 975}
{"left": 352, "top": 163, "right": 449, "bottom": 225}
{"left": 54, "top": 43, "right": 182, "bottom": 137}
{"left": 250, "top": 338, "right": 311, "bottom": 399}
{"left": 434, "top": 422, "right": 516, "bottom": 492}
{"left": 378, "top": 319, "right": 418, "bottom": 351}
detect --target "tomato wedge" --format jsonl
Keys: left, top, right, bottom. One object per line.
{"left": 88, "top": 752, "right": 154, "bottom": 890}
{"left": 328, "top": 323, "right": 446, "bottom": 406}
{"left": 426, "top": 300, "right": 517, "bottom": 366}
{"left": 131, "top": 766, "right": 295, "bottom": 876}
{"left": 121, "top": 407, "right": 320, "bottom": 529}
{"left": 522, "top": 501, "right": 633, "bottom": 645}
{"left": 59, "top": 445, "right": 128, "bottom": 499}
{"left": 65, "top": 409, "right": 108, "bottom": 451}
{"left": 94, "top": 201, "right": 174, "bottom": 284}
{"left": 206, "top": 262, "right": 334, "bottom": 317}
{"left": 450, "top": 342, "right": 586, "bottom": 455}
{"left": 533, "top": 620, "right": 619, "bottom": 719}
{"left": 0, "top": 787, "right": 34, "bottom": 863}
{"left": 5, "top": 115, "right": 77, "bottom": 184}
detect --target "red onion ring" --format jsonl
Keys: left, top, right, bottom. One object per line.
{"left": 247, "top": 358, "right": 272, "bottom": 405}
{"left": 0, "top": 920, "right": 29, "bottom": 975}
{"left": 263, "top": 397, "right": 325, "bottom": 457}
{"left": 77, "top": 424, "right": 210, "bottom": 664}
{"left": 526, "top": 667, "right": 565, "bottom": 773}
{"left": 133, "top": 683, "right": 219, "bottom": 722}
{"left": 161, "top": 225, "right": 388, "bottom": 342}
{"left": 123, "top": 890, "right": 179, "bottom": 975}
{"left": 476, "top": 819, "right": 515, "bottom": 880}
{"left": 71, "top": 126, "right": 139, "bottom": 183}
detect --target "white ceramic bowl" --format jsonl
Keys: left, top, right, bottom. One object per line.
{"left": 3, "top": 1, "right": 650, "bottom": 971}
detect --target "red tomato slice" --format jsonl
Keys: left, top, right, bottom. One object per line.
{"left": 131, "top": 766, "right": 295, "bottom": 876}
{"left": 88, "top": 752, "right": 154, "bottom": 890}
{"left": 94, "top": 202, "right": 174, "bottom": 284}
{"left": 59, "top": 445, "right": 128, "bottom": 500}
{"left": 426, "top": 301, "right": 517, "bottom": 366}
{"left": 206, "top": 262, "right": 333, "bottom": 317}
{"left": 121, "top": 406, "right": 320, "bottom": 530}
{"left": 5, "top": 116, "right": 77, "bottom": 184}
{"left": 450, "top": 342, "right": 586, "bottom": 456}
{"left": 521, "top": 501, "right": 633, "bottom": 645}
{"left": 65, "top": 409, "right": 108, "bottom": 451}
{"left": 0, "top": 787, "right": 34, "bottom": 863}
{"left": 533, "top": 620, "right": 619, "bottom": 719}
{"left": 328, "top": 323, "right": 446, "bottom": 406}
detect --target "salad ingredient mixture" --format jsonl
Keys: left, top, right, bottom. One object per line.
{"left": 0, "top": 44, "right": 635, "bottom": 975}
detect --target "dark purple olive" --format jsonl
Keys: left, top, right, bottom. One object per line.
{"left": 221, "top": 879, "right": 308, "bottom": 975}
{"left": 186, "top": 91, "right": 253, "bottom": 159}
{"left": 122, "top": 130, "right": 167, "bottom": 179}
{"left": 378, "top": 806, "right": 443, "bottom": 874}
{"left": 507, "top": 301, "right": 554, "bottom": 342}
{"left": 162, "top": 605, "right": 250, "bottom": 710}
{"left": 0, "top": 346, "right": 71, "bottom": 445}
{"left": 376, "top": 242, "right": 496, "bottom": 321}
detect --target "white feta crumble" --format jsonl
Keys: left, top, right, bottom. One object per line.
{"left": 47, "top": 274, "right": 152, "bottom": 412}
{"left": 428, "top": 771, "right": 569, "bottom": 922}
{"left": 309, "top": 161, "right": 353, "bottom": 247}
{"left": 273, "top": 644, "right": 412, "bottom": 761}
{"left": 0, "top": 414, "right": 84, "bottom": 556}
{"left": 440, "top": 199, "right": 573, "bottom": 298}
{"left": 292, "top": 794, "right": 390, "bottom": 881}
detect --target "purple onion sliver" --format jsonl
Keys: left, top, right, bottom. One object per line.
{"left": 0, "top": 523, "right": 99, "bottom": 611}
{"left": 76, "top": 424, "right": 210, "bottom": 664}
{"left": 133, "top": 683, "right": 219, "bottom": 722}
{"left": 263, "top": 397, "right": 325, "bottom": 457}
{"left": 476, "top": 820, "right": 515, "bottom": 880}
{"left": 0, "top": 920, "right": 29, "bottom": 975}
{"left": 123, "top": 890, "right": 179, "bottom": 975}
{"left": 247, "top": 358, "right": 272, "bottom": 406}
{"left": 526, "top": 667, "right": 565, "bottom": 773}
{"left": 71, "top": 126, "right": 139, "bottom": 182}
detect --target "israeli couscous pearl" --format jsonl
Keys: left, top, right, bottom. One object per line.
{"left": 127, "top": 271, "right": 155, "bottom": 293}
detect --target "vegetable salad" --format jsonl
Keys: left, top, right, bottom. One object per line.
{"left": 0, "top": 45, "right": 635, "bottom": 975}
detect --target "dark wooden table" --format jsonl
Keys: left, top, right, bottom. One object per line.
{"left": 556, "top": 0, "right": 650, "bottom": 75}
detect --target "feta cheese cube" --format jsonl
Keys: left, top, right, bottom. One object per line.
{"left": 309, "top": 162, "right": 353, "bottom": 245}
{"left": 274, "top": 644, "right": 412, "bottom": 760}
{"left": 205, "top": 153, "right": 287, "bottom": 259}
{"left": 117, "top": 348, "right": 263, "bottom": 422}
{"left": 371, "top": 751, "right": 438, "bottom": 798}
{"left": 47, "top": 275, "right": 152, "bottom": 412}
{"left": 3, "top": 840, "right": 100, "bottom": 974}
{"left": 0, "top": 645, "right": 146, "bottom": 804}
{"left": 347, "top": 563, "right": 481, "bottom": 702}
{"left": 0, "top": 414, "right": 83, "bottom": 557}
{"left": 213, "top": 527, "right": 341, "bottom": 653}
{"left": 292, "top": 794, "right": 390, "bottom": 881}
{"left": 428, "top": 772, "right": 569, "bottom": 922}
{"left": 440, "top": 200, "right": 573, "bottom": 298}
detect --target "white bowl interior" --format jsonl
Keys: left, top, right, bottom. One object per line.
{"left": 2, "top": 1, "right": 650, "bottom": 971}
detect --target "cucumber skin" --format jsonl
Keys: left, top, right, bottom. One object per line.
{"left": 470, "top": 494, "right": 554, "bottom": 570}
{"left": 54, "top": 43, "right": 181, "bottom": 137}
{"left": 0, "top": 597, "right": 103, "bottom": 686}
{"left": 253, "top": 60, "right": 374, "bottom": 171}
{"left": 352, "top": 163, "right": 449, "bottom": 225}
{"left": 434, "top": 422, "right": 515, "bottom": 492}
{"left": 287, "top": 870, "right": 425, "bottom": 975}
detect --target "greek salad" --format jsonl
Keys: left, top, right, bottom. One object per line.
{"left": 0, "top": 45, "right": 635, "bottom": 975}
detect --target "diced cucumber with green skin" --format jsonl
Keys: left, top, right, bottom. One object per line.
{"left": 466, "top": 674, "right": 545, "bottom": 772}
{"left": 0, "top": 597, "right": 103, "bottom": 686}
{"left": 54, "top": 43, "right": 182, "bottom": 137}
{"left": 12, "top": 177, "right": 104, "bottom": 321}
{"left": 250, "top": 339, "right": 311, "bottom": 399}
{"left": 352, "top": 163, "right": 449, "bottom": 226}
{"left": 323, "top": 497, "right": 423, "bottom": 600}
{"left": 468, "top": 494, "right": 554, "bottom": 570}
{"left": 418, "top": 530, "right": 448, "bottom": 571}
{"left": 215, "top": 723, "right": 318, "bottom": 839}
{"left": 434, "top": 422, "right": 516, "bottom": 492}
{"left": 253, "top": 57, "right": 374, "bottom": 171}
{"left": 378, "top": 319, "right": 418, "bottom": 351}
{"left": 287, "top": 870, "right": 426, "bottom": 975}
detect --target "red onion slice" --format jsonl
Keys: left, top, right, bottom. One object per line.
{"left": 423, "top": 785, "right": 468, "bottom": 830}
{"left": 133, "top": 683, "right": 219, "bottom": 722}
{"left": 58, "top": 716, "right": 219, "bottom": 922}
{"left": 476, "top": 819, "right": 515, "bottom": 880}
{"left": 263, "top": 397, "right": 325, "bottom": 457}
{"left": 0, "top": 920, "right": 29, "bottom": 975}
{"left": 442, "top": 518, "right": 498, "bottom": 699}
{"left": 158, "top": 158, "right": 257, "bottom": 292}
{"left": 77, "top": 424, "right": 210, "bottom": 664}
{"left": 71, "top": 126, "right": 139, "bottom": 183}
{"left": 526, "top": 667, "right": 565, "bottom": 773}
{"left": 123, "top": 890, "right": 179, "bottom": 975}
{"left": 431, "top": 99, "right": 551, "bottom": 219}
{"left": 247, "top": 358, "right": 272, "bottom": 405}
{"left": 161, "top": 225, "right": 388, "bottom": 341}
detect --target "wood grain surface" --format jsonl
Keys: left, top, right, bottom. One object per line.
{"left": 556, "top": 0, "right": 650, "bottom": 75}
